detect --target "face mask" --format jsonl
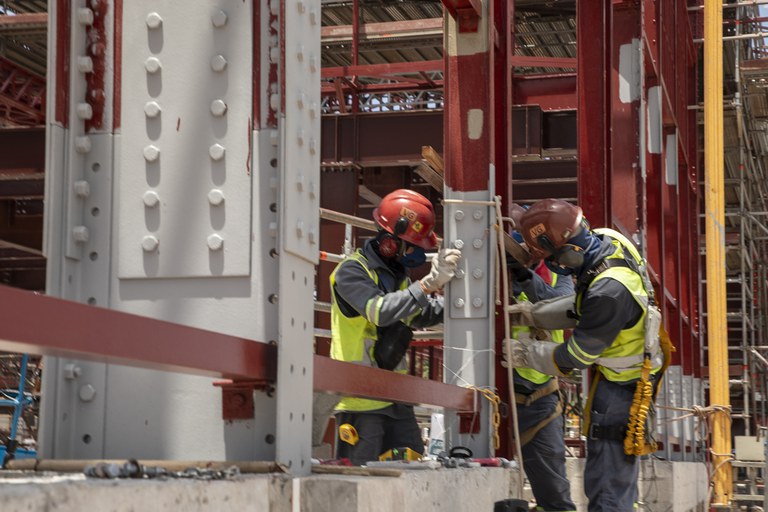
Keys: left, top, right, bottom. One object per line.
{"left": 399, "top": 246, "right": 426, "bottom": 268}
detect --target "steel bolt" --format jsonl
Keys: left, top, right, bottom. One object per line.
{"left": 309, "top": 55, "right": 318, "bottom": 72}
{"left": 269, "top": 94, "right": 279, "bottom": 111}
{"left": 308, "top": 180, "right": 316, "bottom": 199}
{"left": 90, "top": 43, "right": 106, "bottom": 57}
{"left": 63, "top": 364, "right": 82, "bottom": 380}
{"left": 208, "top": 189, "right": 225, "bottom": 206}
{"left": 454, "top": 268, "right": 465, "bottom": 279}
{"left": 297, "top": 129, "right": 304, "bottom": 145}
{"left": 308, "top": 229, "right": 317, "bottom": 245}
{"left": 78, "top": 8, "right": 94, "bottom": 25}
{"left": 73, "top": 180, "right": 91, "bottom": 198}
{"left": 309, "top": 139, "right": 317, "bottom": 154}
{"left": 455, "top": 210, "right": 465, "bottom": 221}
{"left": 207, "top": 234, "right": 224, "bottom": 251}
{"left": 297, "top": 0, "right": 306, "bottom": 13}
{"left": 77, "top": 56, "right": 94, "bottom": 73}
{"left": 296, "top": 220, "right": 305, "bottom": 238}
{"left": 142, "top": 235, "right": 159, "bottom": 252}
{"left": 210, "top": 99, "right": 228, "bottom": 116}
{"left": 309, "top": 7, "right": 318, "bottom": 25}
{"left": 209, "top": 143, "right": 226, "bottom": 161}
{"left": 473, "top": 209, "right": 484, "bottom": 220}
{"left": 472, "top": 268, "right": 484, "bottom": 279}
{"left": 454, "top": 298, "right": 465, "bottom": 308}
{"left": 76, "top": 103, "right": 93, "bottom": 120}
{"left": 146, "top": 12, "right": 163, "bottom": 28}
{"left": 72, "top": 226, "right": 90, "bottom": 243}
{"left": 309, "top": 103, "right": 318, "bottom": 119}
{"left": 473, "top": 238, "right": 484, "bottom": 249}
{"left": 79, "top": 384, "right": 97, "bottom": 402}
{"left": 296, "top": 45, "right": 305, "bottom": 61}
{"left": 269, "top": 221, "right": 278, "bottom": 237}
{"left": 297, "top": 93, "right": 306, "bottom": 109}
{"left": 296, "top": 174, "right": 304, "bottom": 191}
{"left": 454, "top": 239, "right": 465, "bottom": 249}
{"left": 75, "top": 136, "right": 92, "bottom": 154}
{"left": 472, "top": 297, "right": 483, "bottom": 308}
{"left": 143, "top": 145, "right": 160, "bottom": 162}
{"left": 144, "top": 101, "right": 161, "bottom": 118}
{"left": 142, "top": 190, "right": 160, "bottom": 207}
{"left": 269, "top": 130, "right": 279, "bottom": 146}
{"left": 269, "top": 47, "right": 279, "bottom": 63}
{"left": 211, "top": 54, "right": 227, "bottom": 72}
{"left": 211, "top": 9, "right": 228, "bottom": 27}
{"left": 144, "top": 57, "right": 162, "bottom": 74}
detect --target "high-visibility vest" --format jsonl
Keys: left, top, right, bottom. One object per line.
{"left": 512, "top": 272, "right": 565, "bottom": 385}
{"left": 572, "top": 229, "right": 663, "bottom": 382}
{"left": 330, "top": 249, "right": 411, "bottom": 412}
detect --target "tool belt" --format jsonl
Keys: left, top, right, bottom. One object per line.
{"left": 515, "top": 378, "right": 563, "bottom": 447}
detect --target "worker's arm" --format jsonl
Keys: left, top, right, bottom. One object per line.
{"left": 333, "top": 260, "right": 439, "bottom": 327}
{"left": 552, "top": 278, "right": 642, "bottom": 372}
{"left": 518, "top": 268, "right": 575, "bottom": 302}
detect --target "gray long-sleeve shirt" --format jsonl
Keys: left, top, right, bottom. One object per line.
{"left": 332, "top": 239, "right": 444, "bottom": 329}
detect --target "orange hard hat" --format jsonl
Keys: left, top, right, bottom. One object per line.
{"left": 519, "top": 199, "right": 584, "bottom": 258}
{"left": 372, "top": 189, "right": 439, "bottom": 250}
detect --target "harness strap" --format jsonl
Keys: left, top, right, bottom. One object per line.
{"left": 588, "top": 423, "right": 627, "bottom": 442}
{"left": 514, "top": 377, "right": 559, "bottom": 406}
{"left": 518, "top": 395, "right": 564, "bottom": 447}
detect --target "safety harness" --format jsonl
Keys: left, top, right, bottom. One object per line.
{"left": 514, "top": 377, "right": 563, "bottom": 447}
{"left": 578, "top": 230, "right": 674, "bottom": 455}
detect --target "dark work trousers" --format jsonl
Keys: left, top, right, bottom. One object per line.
{"left": 518, "top": 392, "right": 576, "bottom": 512}
{"left": 335, "top": 405, "right": 423, "bottom": 466}
{"left": 584, "top": 378, "right": 638, "bottom": 511}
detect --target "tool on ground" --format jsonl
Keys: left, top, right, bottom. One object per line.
{"left": 378, "top": 447, "right": 422, "bottom": 461}
{"left": 338, "top": 423, "right": 359, "bottom": 446}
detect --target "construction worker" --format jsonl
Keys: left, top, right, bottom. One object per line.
{"left": 509, "top": 198, "right": 665, "bottom": 512}
{"left": 330, "top": 189, "right": 461, "bottom": 465}
{"left": 504, "top": 226, "right": 576, "bottom": 512}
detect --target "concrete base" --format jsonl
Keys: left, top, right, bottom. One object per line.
{"left": 1, "top": 460, "right": 708, "bottom": 512}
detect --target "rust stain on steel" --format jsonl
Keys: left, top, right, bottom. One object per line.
{"left": 0, "top": 284, "right": 277, "bottom": 381}
{"left": 113, "top": 0, "right": 122, "bottom": 129}
{"left": 85, "top": 0, "right": 108, "bottom": 131}
{"left": 313, "top": 355, "right": 477, "bottom": 412}
{"left": 55, "top": 0, "right": 71, "bottom": 126}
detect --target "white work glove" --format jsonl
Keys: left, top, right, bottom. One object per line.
{"left": 506, "top": 338, "right": 566, "bottom": 376}
{"left": 420, "top": 248, "right": 462, "bottom": 293}
{"left": 500, "top": 331, "right": 550, "bottom": 368}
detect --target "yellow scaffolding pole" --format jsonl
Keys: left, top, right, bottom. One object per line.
{"left": 704, "top": 0, "right": 732, "bottom": 505}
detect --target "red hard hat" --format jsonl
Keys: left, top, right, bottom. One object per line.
{"left": 519, "top": 199, "right": 584, "bottom": 257}
{"left": 372, "top": 189, "right": 439, "bottom": 250}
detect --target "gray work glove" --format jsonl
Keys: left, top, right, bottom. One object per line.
{"left": 508, "top": 294, "right": 578, "bottom": 330}
{"left": 500, "top": 331, "right": 551, "bottom": 368}
{"left": 420, "top": 248, "right": 462, "bottom": 292}
{"left": 508, "top": 338, "right": 567, "bottom": 376}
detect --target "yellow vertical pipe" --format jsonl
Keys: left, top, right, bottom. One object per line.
{"left": 704, "top": 0, "right": 732, "bottom": 505}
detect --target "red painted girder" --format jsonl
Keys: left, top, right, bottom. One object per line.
{"left": 321, "top": 80, "right": 444, "bottom": 95}
{"left": 0, "top": 284, "right": 277, "bottom": 381}
{"left": 513, "top": 74, "right": 576, "bottom": 110}
{"left": 509, "top": 55, "right": 577, "bottom": 69}
{"left": 442, "top": 0, "right": 482, "bottom": 32}
{"left": 314, "top": 355, "right": 478, "bottom": 412}
{"left": 321, "top": 60, "right": 444, "bottom": 79}
{"left": 0, "top": 56, "right": 45, "bottom": 126}
{"left": 321, "top": 18, "right": 442, "bottom": 41}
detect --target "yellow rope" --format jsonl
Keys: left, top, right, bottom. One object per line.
{"left": 623, "top": 357, "right": 657, "bottom": 456}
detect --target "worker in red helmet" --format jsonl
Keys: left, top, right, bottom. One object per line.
{"left": 509, "top": 198, "right": 665, "bottom": 512}
{"left": 329, "top": 189, "right": 462, "bottom": 465}
{"left": 502, "top": 205, "right": 576, "bottom": 512}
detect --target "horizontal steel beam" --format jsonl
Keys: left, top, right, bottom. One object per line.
{"left": 321, "top": 18, "right": 442, "bottom": 43}
{"left": 0, "top": 284, "right": 277, "bottom": 380}
{"left": 321, "top": 60, "right": 444, "bottom": 79}
{"left": 314, "top": 355, "right": 478, "bottom": 412}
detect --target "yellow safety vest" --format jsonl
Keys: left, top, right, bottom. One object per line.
{"left": 330, "top": 250, "right": 411, "bottom": 412}
{"left": 573, "top": 229, "right": 662, "bottom": 382}
{"left": 512, "top": 272, "right": 565, "bottom": 385}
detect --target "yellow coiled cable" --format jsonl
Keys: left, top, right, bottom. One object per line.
{"left": 623, "top": 357, "right": 657, "bottom": 456}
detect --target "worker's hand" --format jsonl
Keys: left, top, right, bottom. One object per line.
{"left": 508, "top": 300, "right": 536, "bottom": 327}
{"left": 501, "top": 338, "right": 529, "bottom": 368}
{"left": 506, "top": 255, "right": 532, "bottom": 282}
{"left": 420, "top": 248, "right": 462, "bottom": 293}
{"left": 513, "top": 339, "right": 567, "bottom": 376}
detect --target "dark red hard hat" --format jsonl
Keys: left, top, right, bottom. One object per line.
{"left": 372, "top": 189, "right": 439, "bottom": 249}
{"left": 519, "top": 198, "right": 584, "bottom": 257}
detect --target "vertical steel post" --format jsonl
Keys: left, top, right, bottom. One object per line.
{"left": 704, "top": 0, "right": 732, "bottom": 504}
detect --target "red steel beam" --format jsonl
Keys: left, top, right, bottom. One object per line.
{"left": 0, "top": 284, "right": 277, "bottom": 381}
{"left": 0, "top": 13, "right": 47, "bottom": 27}
{"left": 314, "top": 355, "right": 478, "bottom": 412}
{"left": 321, "top": 60, "right": 444, "bottom": 80}
{"left": 513, "top": 74, "right": 576, "bottom": 110}
{"left": 509, "top": 55, "right": 577, "bottom": 69}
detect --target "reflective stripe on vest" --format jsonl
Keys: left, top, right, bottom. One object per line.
{"left": 576, "top": 233, "right": 662, "bottom": 382}
{"left": 513, "top": 273, "right": 564, "bottom": 385}
{"left": 330, "top": 250, "right": 410, "bottom": 411}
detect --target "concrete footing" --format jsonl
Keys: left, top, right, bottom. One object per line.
{"left": 1, "top": 459, "right": 708, "bottom": 512}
